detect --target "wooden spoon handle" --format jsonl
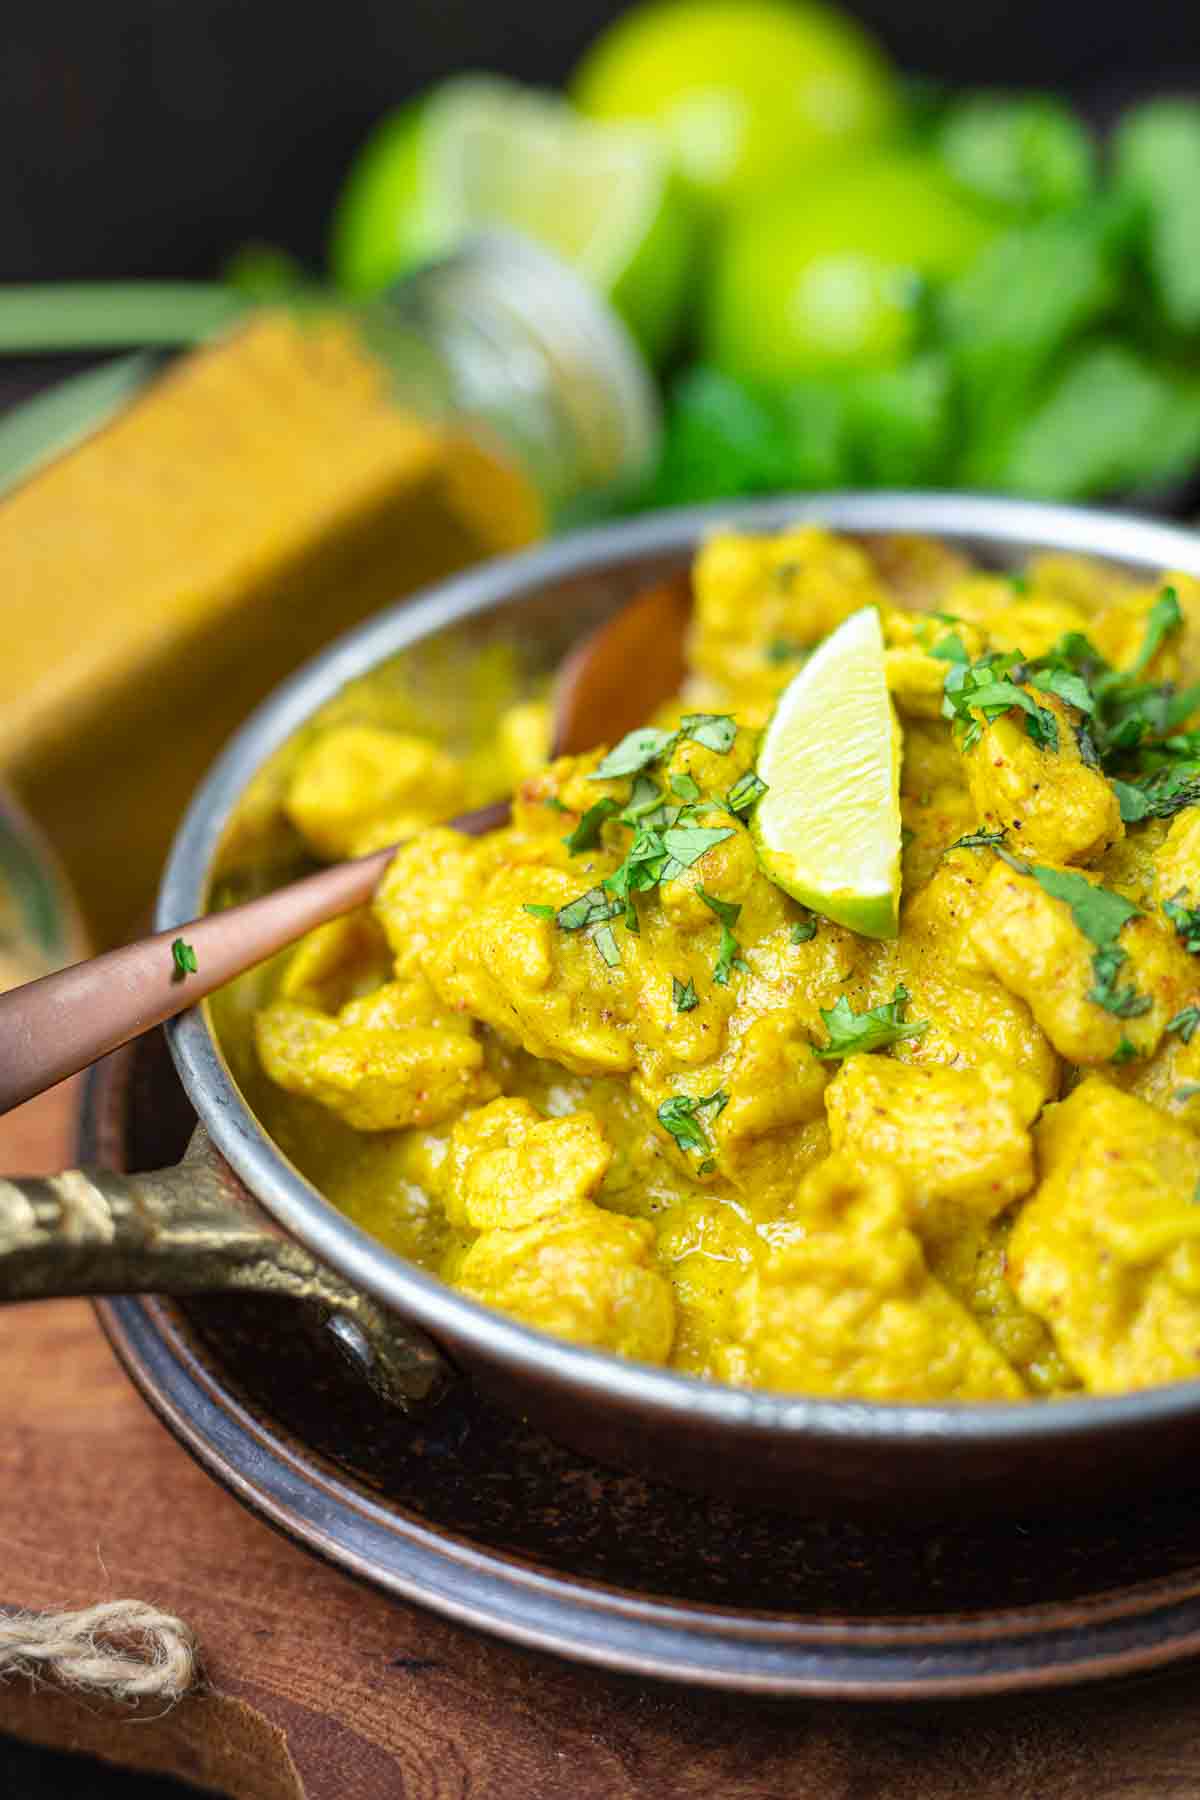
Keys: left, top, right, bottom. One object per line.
{"left": 0, "top": 800, "right": 509, "bottom": 1116}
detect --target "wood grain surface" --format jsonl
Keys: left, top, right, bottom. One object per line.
{"left": 5, "top": 1085, "right": 1200, "bottom": 1796}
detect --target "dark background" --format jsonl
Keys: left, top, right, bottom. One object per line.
{"left": 6, "top": 0, "right": 1200, "bottom": 284}
{"left": 2, "top": 2, "right": 1199, "bottom": 1793}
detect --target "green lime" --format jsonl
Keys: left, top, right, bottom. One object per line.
{"left": 329, "top": 75, "right": 700, "bottom": 361}
{"left": 703, "top": 152, "right": 996, "bottom": 381}
{"left": 751, "top": 606, "right": 901, "bottom": 939}
{"left": 570, "top": 0, "right": 897, "bottom": 209}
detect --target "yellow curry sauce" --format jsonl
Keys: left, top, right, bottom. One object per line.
{"left": 246, "top": 525, "right": 1200, "bottom": 1403}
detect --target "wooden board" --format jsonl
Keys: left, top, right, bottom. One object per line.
{"left": 6, "top": 1085, "right": 1200, "bottom": 1794}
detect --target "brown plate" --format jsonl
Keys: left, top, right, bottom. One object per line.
{"left": 89, "top": 1028, "right": 1200, "bottom": 1700}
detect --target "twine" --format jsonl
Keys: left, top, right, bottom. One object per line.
{"left": 0, "top": 1601, "right": 200, "bottom": 1704}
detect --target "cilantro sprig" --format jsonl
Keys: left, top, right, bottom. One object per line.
{"left": 698, "top": 888, "right": 748, "bottom": 986}
{"left": 656, "top": 1087, "right": 730, "bottom": 1171}
{"left": 942, "top": 652, "right": 1059, "bottom": 752}
{"left": 996, "top": 848, "right": 1149, "bottom": 1020}
{"left": 589, "top": 713, "right": 738, "bottom": 782}
{"left": 813, "top": 985, "right": 929, "bottom": 1060}
{"left": 1164, "top": 892, "right": 1200, "bottom": 954}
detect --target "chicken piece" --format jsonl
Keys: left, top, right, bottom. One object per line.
{"left": 276, "top": 911, "right": 392, "bottom": 1012}
{"left": 1024, "top": 552, "right": 1138, "bottom": 618}
{"left": 970, "top": 856, "right": 1195, "bottom": 1064}
{"left": 374, "top": 825, "right": 493, "bottom": 978}
{"left": 438, "top": 1097, "right": 611, "bottom": 1230}
{"left": 254, "top": 978, "right": 491, "bottom": 1132}
{"left": 1154, "top": 807, "right": 1200, "bottom": 915}
{"left": 688, "top": 525, "right": 887, "bottom": 703}
{"left": 1009, "top": 1080, "right": 1200, "bottom": 1393}
{"left": 655, "top": 1194, "right": 762, "bottom": 1377}
{"left": 715, "top": 1156, "right": 1024, "bottom": 1400}
{"left": 824, "top": 1057, "right": 1035, "bottom": 1247}
{"left": 453, "top": 1206, "right": 675, "bottom": 1363}
{"left": 285, "top": 724, "right": 467, "bottom": 859}
{"left": 928, "top": 1218, "right": 1080, "bottom": 1396}
{"left": 961, "top": 691, "right": 1123, "bottom": 866}
{"left": 894, "top": 855, "right": 1060, "bottom": 1115}
{"left": 940, "top": 573, "right": 1091, "bottom": 659}
{"left": 1089, "top": 580, "right": 1186, "bottom": 682}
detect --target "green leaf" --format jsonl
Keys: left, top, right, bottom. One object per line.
{"left": 679, "top": 713, "right": 737, "bottom": 754}
{"left": 669, "top": 773, "right": 701, "bottom": 802}
{"left": 563, "top": 796, "right": 620, "bottom": 854}
{"left": 766, "top": 638, "right": 805, "bottom": 666}
{"left": 673, "top": 975, "right": 699, "bottom": 1012}
{"left": 590, "top": 728, "right": 676, "bottom": 781}
{"left": 814, "top": 985, "right": 929, "bottom": 1061}
{"left": 726, "top": 771, "right": 768, "bottom": 817}
{"left": 656, "top": 1095, "right": 712, "bottom": 1157}
{"left": 1029, "top": 667, "right": 1094, "bottom": 715}
{"left": 1087, "top": 944, "right": 1152, "bottom": 1017}
{"left": 697, "top": 889, "right": 741, "bottom": 928}
{"left": 949, "top": 828, "right": 1007, "bottom": 851}
{"left": 1164, "top": 893, "right": 1200, "bottom": 955}
{"left": 1168, "top": 1005, "right": 1200, "bottom": 1045}
{"left": 522, "top": 903, "right": 556, "bottom": 920}
{"left": 936, "top": 92, "right": 1096, "bottom": 218}
{"left": 790, "top": 911, "right": 818, "bottom": 943}
{"left": 1128, "top": 586, "right": 1183, "bottom": 680}
{"left": 592, "top": 923, "right": 622, "bottom": 967}
{"left": 1114, "top": 99, "right": 1200, "bottom": 334}
{"left": 1023, "top": 863, "right": 1141, "bottom": 949}
{"left": 931, "top": 631, "right": 970, "bottom": 665}
{"left": 621, "top": 775, "right": 666, "bottom": 824}
{"left": 660, "top": 825, "right": 735, "bottom": 867}
{"left": 557, "top": 887, "right": 623, "bottom": 932}
{"left": 1111, "top": 1035, "right": 1139, "bottom": 1065}
{"left": 171, "top": 938, "right": 198, "bottom": 977}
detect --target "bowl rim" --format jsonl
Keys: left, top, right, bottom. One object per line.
{"left": 160, "top": 490, "right": 1200, "bottom": 1446}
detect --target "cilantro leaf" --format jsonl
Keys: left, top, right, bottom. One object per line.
{"left": 699, "top": 888, "right": 747, "bottom": 986}
{"left": 1029, "top": 666, "right": 1095, "bottom": 715}
{"left": 1127, "top": 585, "right": 1183, "bottom": 680}
{"left": 1000, "top": 853, "right": 1149, "bottom": 1020}
{"left": 620, "top": 775, "right": 666, "bottom": 825}
{"left": 522, "top": 903, "right": 556, "bottom": 920}
{"left": 949, "top": 828, "right": 1007, "bottom": 851}
{"left": 1164, "top": 892, "right": 1200, "bottom": 954}
{"left": 766, "top": 638, "right": 804, "bottom": 665}
{"left": 697, "top": 889, "right": 741, "bottom": 928}
{"left": 942, "top": 656, "right": 1059, "bottom": 753}
{"left": 1112, "top": 767, "right": 1200, "bottom": 823}
{"left": 726, "top": 770, "right": 768, "bottom": 817}
{"left": 557, "top": 887, "right": 623, "bottom": 932}
{"left": 564, "top": 796, "right": 620, "bottom": 854}
{"left": 1168, "top": 1005, "right": 1200, "bottom": 1044}
{"left": 679, "top": 713, "right": 738, "bottom": 754}
{"left": 931, "top": 631, "right": 970, "bottom": 665}
{"left": 656, "top": 1095, "right": 711, "bottom": 1156}
{"left": 591, "top": 727, "right": 676, "bottom": 780}
{"left": 814, "top": 985, "right": 929, "bottom": 1060}
{"left": 1087, "top": 944, "right": 1152, "bottom": 1017}
{"left": 171, "top": 938, "right": 198, "bottom": 977}
{"left": 592, "top": 923, "right": 622, "bottom": 967}
{"left": 673, "top": 975, "right": 698, "bottom": 1012}
{"left": 790, "top": 911, "right": 818, "bottom": 943}
{"left": 669, "top": 773, "right": 701, "bottom": 802}
{"left": 1111, "top": 1035, "right": 1139, "bottom": 1065}
{"left": 660, "top": 825, "right": 735, "bottom": 867}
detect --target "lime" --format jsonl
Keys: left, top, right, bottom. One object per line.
{"left": 329, "top": 75, "right": 700, "bottom": 360}
{"left": 751, "top": 605, "right": 901, "bottom": 939}
{"left": 571, "top": 0, "right": 897, "bottom": 209}
{"left": 703, "top": 152, "right": 996, "bottom": 381}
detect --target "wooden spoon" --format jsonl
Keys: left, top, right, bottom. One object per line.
{"left": 0, "top": 575, "right": 692, "bottom": 1115}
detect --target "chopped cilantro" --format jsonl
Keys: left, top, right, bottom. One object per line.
{"left": 542, "top": 794, "right": 568, "bottom": 813}
{"left": 697, "top": 889, "right": 740, "bottom": 928}
{"left": 1010, "top": 572, "right": 1030, "bottom": 595}
{"left": 171, "top": 937, "right": 197, "bottom": 977}
{"left": 1111, "top": 1035, "right": 1139, "bottom": 1065}
{"left": 1175, "top": 1084, "right": 1200, "bottom": 1103}
{"left": 899, "top": 825, "right": 916, "bottom": 850}
{"left": 592, "top": 923, "right": 622, "bottom": 967}
{"left": 949, "top": 828, "right": 1007, "bottom": 851}
{"left": 1127, "top": 585, "right": 1183, "bottom": 680}
{"left": 790, "top": 912, "right": 818, "bottom": 944}
{"left": 814, "top": 985, "right": 929, "bottom": 1061}
{"left": 1087, "top": 944, "right": 1152, "bottom": 1018}
{"left": 699, "top": 888, "right": 748, "bottom": 986}
{"left": 669, "top": 773, "right": 701, "bottom": 802}
{"left": 1028, "top": 666, "right": 1095, "bottom": 715}
{"left": 997, "top": 852, "right": 1149, "bottom": 1021}
{"left": 942, "top": 654, "right": 1059, "bottom": 753}
{"left": 679, "top": 713, "right": 738, "bottom": 754}
{"left": 557, "top": 887, "right": 622, "bottom": 932}
{"left": 656, "top": 1087, "right": 729, "bottom": 1160}
{"left": 766, "top": 638, "right": 803, "bottom": 665}
{"left": 590, "top": 727, "right": 676, "bottom": 780}
{"left": 1164, "top": 892, "right": 1200, "bottom": 954}
{"left": 564, "top": 796, "right": 619, "bottom": 854}
{"left": 931, "top": 631, "right": 970, "bottom": 665}
{"left": 1168, "top": 1005, "right": 1200, "bottom": 1044}
{"left": 726, "top": 770, "right": 768, "bottom": 817}
{"left": 661, "top": 825, "right": 735, "bottom": 866}
{"left": 620, "top": 775, "right": 666, "bottom": 825}
{"left": 1112, "top": 767, "right": 1200, "bottom": 823}
{"left": 673, "top": 975, "right": 698, "bottom": 1012}
{"left": 522, "top": 903, "right": 556, "bottom": 920}
{"left": 698, "top": 1157, "right": 717, "bottom": 1175}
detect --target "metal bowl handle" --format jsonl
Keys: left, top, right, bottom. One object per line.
{"left": 0, "top": 1126, "right": 451, "bottom": 1413}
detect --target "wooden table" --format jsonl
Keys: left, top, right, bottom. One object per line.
{"left": 4, "top": 1085, "right": 1200, "bottom": 1797}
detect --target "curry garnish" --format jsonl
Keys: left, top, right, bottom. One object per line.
{"left": 656, "top": 1087, "right": 729, "bottom": 1161}
{"left": 699, "top": 888, "right": 748, "bottom": 986}
{"left": 556, "top": 886, "right": 623, "bottom": 932}
{"left": 522, "top": 903, "right": 556, "bottom": 920}
{"left": 592, "top": 922, "right": 622, "bottom": 967}
{"left": 790, "top": 910, "right": 817, "bottom": 943}
{"left": 813, "top": 985, "right": 929, "bottom": 1061}
{"left": 1164, "top": 892, "right": 1200, "bottom": 955}
{"left": 996, "top": 849, "right": 1150, "bottom": 1020}
{"left": 1168, "top": 1005, "right": 1200, "bottom": 1044}
{"left": 942, "top": 652, "right": 1059, "bottom": 753}
{"left": 171, "top": 937, "right": 198, "bottom": 977}
{"left": 673, "top": 975, "right": 699, "bottom": 1012}
{"left": 949, "top": 828, "right": 1007, "bottom": 851}
{"left": 726, "top": 770, "right": 768, "bottom": 817}
{"left": 563, "top": 795, "right": 620, "bottom": 853}
{"left": 1111, "top": 1035, "right": 1139, "bottom": 1065}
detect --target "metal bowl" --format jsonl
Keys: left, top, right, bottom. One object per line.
{"left": 137, "top": 494, "right": 1200, "bottom": 1511}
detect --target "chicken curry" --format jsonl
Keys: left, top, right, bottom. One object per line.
{"left": 245, "top": 525, "right": 1200, "bottom": 1403}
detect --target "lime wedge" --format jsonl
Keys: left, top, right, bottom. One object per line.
{"left": 751, "top": 606, "right": 901, "bottom": 939}
{"left": 330, "top": 75, "right": 699, "bottom": 360}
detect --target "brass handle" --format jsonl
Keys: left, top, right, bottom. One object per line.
{"left": 0, "top": 1126, "right": 451, "bottom": 1413}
